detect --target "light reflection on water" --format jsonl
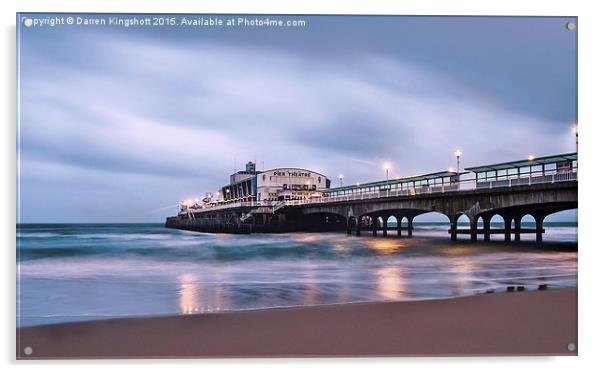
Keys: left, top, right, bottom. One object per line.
{"left": 366, "top": 239, "right": 407, "bottom": 255}
{"left": 376, "top": 266, "right": 404, "bottom": 300}
{"left": 17, "top": 224, "right": 577, "bottom": 326}
{"left": 449, "top": 258, "right": 475, "bottom": 296}
{"left": 178, "top": 274, "right": 199, "bottom": 314}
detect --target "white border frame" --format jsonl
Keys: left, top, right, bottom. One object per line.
{"left": 3, "top": 0, "right": 600, "bottom": 371}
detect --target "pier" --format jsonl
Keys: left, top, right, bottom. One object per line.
{"left": 165, "top": 153, "right": 577, "bottom": 242}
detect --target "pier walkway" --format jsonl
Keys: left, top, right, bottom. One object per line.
{"left": 166, "top": 153, "right": 577, "bottom": 242}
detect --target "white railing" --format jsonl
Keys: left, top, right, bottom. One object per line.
{"left": 475, "top": 171, "right": 577, "bottom": 190}
{"left": 179, "top": 170, "right": 577, "bottom": 214}
{"left": 179, "top": 199, "right": 291, "bottom": 215}
{"left": 178, "top": 201, "right": 273, "bottom": 215}
{"left": 272, "top": 200, "right": 287, "bottom": 212}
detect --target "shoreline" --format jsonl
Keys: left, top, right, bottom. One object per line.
{"left": 17, "top": 288, "right": 577, "bottom": 359}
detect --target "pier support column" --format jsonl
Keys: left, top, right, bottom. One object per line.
{"left": 514, "top": 216, "right": 522, "bottom": 242}
{"left": 396, "top": 216, "right": 402, "bottom": 237}
{"left": 372, "top": 217, "right": 377, "bottom": 236}
{"left": 450, "top": 218, "right": 457, "bottom": 241}
{"left": 470, "top": 218, "right": 478, "bottom": 242}
{"left": 535, "top": 215, "right": 544, "bottom": 243}
{"left": 483, "top": 216, "right": 491, "bottom": 242}
{"left": 382, "top": 216, "right": 388, "bottom": 237}
{"left": 504, "top": 216, "right": 512, "bottom": 242}
{"left": 356, "top": 219, "right": 361, "bottom": 237}
{"left": 346, "top": 218, "right": 351, "bottom": 235}
{"left": 408, "top": 217, "right": 413, "bottom": 238}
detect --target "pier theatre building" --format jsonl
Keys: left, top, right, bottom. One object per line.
{"left": 220, "top": 162, "right": 331, "bottom": 203}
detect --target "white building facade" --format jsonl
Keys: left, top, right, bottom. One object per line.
{"left": 219, "top": 163, "right": 331, "bottom": 203}
{"left": 256, "top": 168, "right": 329, "bottom": 202}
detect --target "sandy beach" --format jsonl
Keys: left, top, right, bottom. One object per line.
{"left": 16, "top": 287, "right": 577, "bottom": 359}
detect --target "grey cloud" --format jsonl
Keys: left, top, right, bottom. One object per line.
{"left": 18, "top": 20, "right": 576, "bottom": 222}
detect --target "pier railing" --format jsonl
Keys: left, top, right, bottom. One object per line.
{"left": 287, "top": 171, "right": 577, "bottom": 207}
{"left": 181, "top": 170, "right": 577, "bottom": 213}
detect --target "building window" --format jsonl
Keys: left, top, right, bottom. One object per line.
{"left": 544, "top": 163, "right": 556, "bottom": 175}
{"left": 556, "top": 161, "right": 572, "bottom": 173}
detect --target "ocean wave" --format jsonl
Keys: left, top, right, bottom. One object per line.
{"left": 17, "top": 232, "right": 62, "bottom": 238}
{"left": 16, "top": 224, "right": 578, "bottom": 327}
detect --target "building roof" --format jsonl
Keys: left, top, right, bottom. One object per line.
{"left": 465, "top": 152, "right": 577, "bottom": 173}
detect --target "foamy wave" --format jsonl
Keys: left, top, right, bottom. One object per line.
{"left": 16, "top": 224, "right": 578, "bottom": 327}
{"left": 17, "top": 233, "right": 61, "bottom": 238}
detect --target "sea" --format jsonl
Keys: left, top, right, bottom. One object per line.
{"left": 16, "top": 222, "right": 577, "bottom": 327}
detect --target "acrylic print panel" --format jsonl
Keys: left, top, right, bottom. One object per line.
{"left": 16, "top": 13, "right": 577, "bottom": 359}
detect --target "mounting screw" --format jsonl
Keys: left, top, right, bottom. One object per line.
{"left": 24, "top": 346, "right": 33, "bottom": 355}
{"left": 566, "top": 22, "right": 576, "bottom": 31}
{"left": 22, "top": 17, "right": 33, "bottom": 27}
{"left": 567, "top": 342, "right": 576, "bottom": 352}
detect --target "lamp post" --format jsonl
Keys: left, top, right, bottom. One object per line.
{"left": 385, "top": 164, "right": 390, "bottom": 184}
{"left": 383, "top": 162, "right": 391, "bottom": 188}
{"left": 382, "top": 162, "right": 391, "bottom": 197}
{"left": 572, "top": 123, "right": 578, "bottom": 153}
{"left": 454, "top": 150, "right": 462, "bottom": 187}
{"left": 455, "top": 149, "right": 462, "bottom": 174}
{"left": 572, "top": 123, "right": 578, "bottom": 175}
{"left": 339, "top": 174, "right": 343, "bottom": 188}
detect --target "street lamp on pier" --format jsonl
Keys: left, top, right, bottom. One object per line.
{"left": 383, "top": 162, "right": 391, "bottom": 187}
{"left": 572, "top": 123, "right": 578, "bottom": 153}
{"left": 383, "top": 162, "right": 391, "bottom": 197}
{"left": 339, "top": 174, "right": 344, "bottom": 188}
{"left": 455, "top": 149, "right": 462, "bottom": 174}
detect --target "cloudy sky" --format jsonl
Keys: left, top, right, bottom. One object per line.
{"left": 18, "top": 15, "right": 577, "bottom": 223}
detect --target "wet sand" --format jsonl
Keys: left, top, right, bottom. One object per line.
{"left": 17, "top": 288, "right": 577, "bottom": 359}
